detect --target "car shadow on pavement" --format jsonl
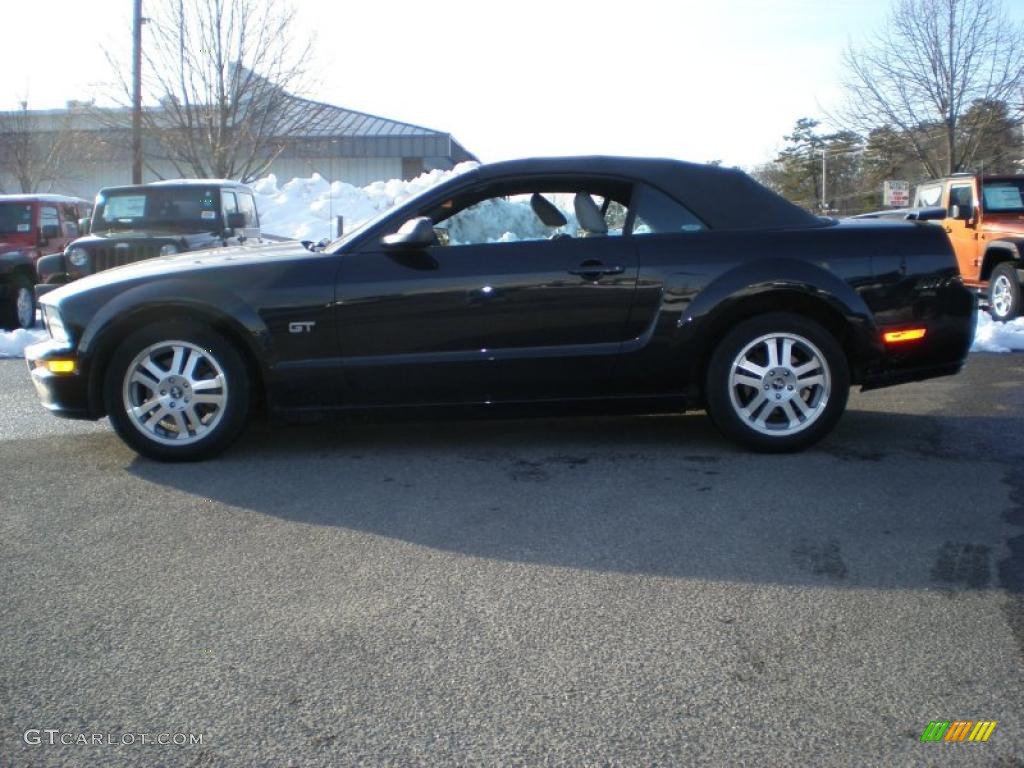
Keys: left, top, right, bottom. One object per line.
{"left": 118, "top": 406, "right": 1024, "bottom": 593}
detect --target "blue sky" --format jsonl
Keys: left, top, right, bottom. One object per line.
{"left": 5, "top": 0, "right": 1022, "bottom": 170}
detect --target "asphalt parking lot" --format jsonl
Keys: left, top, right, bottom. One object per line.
{"left": 1, "top": 354, "right": 1023, "bottom": 767}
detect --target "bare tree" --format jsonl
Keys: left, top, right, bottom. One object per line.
{"left": 107, "top": 0, "right": 320, "bottom": 182}
{"left": 838, "top": 0, "right": 1024, "bottom": 177}
{"left": 0, "top": 100, "right": 78, "bottom": 193}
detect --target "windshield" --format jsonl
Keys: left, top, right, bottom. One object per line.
{"left": 982, "top": 179, "right": 1024, "bottom": 214}
{"left": 93, "top": 187, "right": 223, "bottom": 232}
{"left": 0, "top": 203, "right": 34, "bottom": 236}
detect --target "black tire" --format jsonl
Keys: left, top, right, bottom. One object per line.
{"left": 987, "top": 262, "right": 1022, "bottom": 321}
{"left": 104, "top": 320, "right": 250, "bottom": 461}
{"left": 0, "top": 273, "right": 35, "bottom": 330}
{"left": 705, "top": 312, "right": 850, "bottom": 453}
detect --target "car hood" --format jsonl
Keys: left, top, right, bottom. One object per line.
{"left": 42, "top": 240, "right": 313, "bottom": 303}
{"left": 73, "top": 230, "right": 217, "bottom": 247}
{"left": 0, "top": 236, "right": 37, "bottom": 253}
{"left": 980, "top": 213, "right": 1024, "bottom": 237}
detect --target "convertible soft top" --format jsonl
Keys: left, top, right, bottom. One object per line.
{"left": 458, "top": 156, "right": 824, "bottom": 231}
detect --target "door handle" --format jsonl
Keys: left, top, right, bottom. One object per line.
{"left": 569, "top": 261, "right": 625, "bottom": 278}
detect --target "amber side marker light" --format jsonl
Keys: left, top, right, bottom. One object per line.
{"left": 38, "top": 360, "right": 76, "bottom": 374}
{"left": 883, "top": 328, "right": 927, "bottom": 344}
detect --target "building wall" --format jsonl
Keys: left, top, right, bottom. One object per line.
{"left": 266, "top": 157, "right": 404, "bottom": 188}
{"left": 1, "top": 156, "right": 423, "bottom": 200}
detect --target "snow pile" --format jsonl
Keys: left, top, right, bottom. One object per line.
{"left": 253, "top": 162, "right": 479, "bottom": 241}
{"left": 0, "top": 328, "right": 47, "bottom": 359}
{"left": 971, "top": 311, "right": 1024, "bottom": 353}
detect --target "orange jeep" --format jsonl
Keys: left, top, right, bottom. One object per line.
{"left": 913, "top": 175, "right": 1024, "bottom": 321}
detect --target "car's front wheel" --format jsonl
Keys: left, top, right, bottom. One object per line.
{"left": 705, "top": 312, "right": 850, "bottom": 452}
{"left": 988, "top": 262, "right": 1021, "bottom": 321}
{"left": 105, "top": 320, "right": 250, "bottom": 461}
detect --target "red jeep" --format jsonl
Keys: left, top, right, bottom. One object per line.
{"left": 0, "top": 194, "right": 91, "bottom": 329}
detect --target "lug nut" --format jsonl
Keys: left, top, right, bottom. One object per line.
{"left": 788, "top": 385, "right": 794, "bottom": 390}
{"left": 160, "top": 390, "right": 167, "bottom": 395}
{"left": 775, "top": 394, "right": 781, "bottom": 400}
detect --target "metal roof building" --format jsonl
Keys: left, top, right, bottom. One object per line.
{"left": 0, "top": 94, "right": 476, "bottom": 198}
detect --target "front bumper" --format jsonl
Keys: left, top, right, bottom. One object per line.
{"left": 24, "top": 339, "right": 94, "bottom": 419}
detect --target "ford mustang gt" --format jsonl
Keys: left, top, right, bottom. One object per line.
{"left": 25, "top": 157, "right": 975, "bottom": 460}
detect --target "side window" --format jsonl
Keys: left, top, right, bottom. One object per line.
{"left": 949, "top": 184, "right": 974, "bottom": 210}
{"left": 61, "top": 204, "right": 80, "bottom": 237}
{"left": 916, "top": 183, "right": 943, "bottom": 207}
{"left": 40, "top": 206, "right": 60, "bottom": 237}
{"left": 437, "top": 189, "right": 628, "bottom": 247}
{"left": 236, "top": 193, "right": 258, "bottom": 227}
{"left": 222, "top": 191, "right": 238, "bottom": 215}
{"left": 630, "top": 185, "right": 705, "bottom": 235}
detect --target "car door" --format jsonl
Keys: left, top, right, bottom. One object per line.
{"left": 220, "top": 191, "right": 248, "bottom": 246}
{"left": 38, "top": 205, "right": 63, "bottom": 256}
{"left": 334, "top": 184, "right": 640, "bottom": 405}
{"left": 57, "top": 204, "right": 81, "bottom": 254}
{"left": 943, "top": 181, "right": 981, "bottom": 282}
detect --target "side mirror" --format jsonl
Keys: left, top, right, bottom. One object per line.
{"left": 226, "top": 212, "right": 246, "bottom": 230}
{"left": 78, "top": 217, "right": 91, "bottom": 233}
{"left": 948, "top": 204, "right": 974, "bottom": 222}
{"left": 381, "top": 217, "right": 437, "bottom": 249}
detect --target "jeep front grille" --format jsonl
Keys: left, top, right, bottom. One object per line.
{"left": 90, "top": 244, "right": 162, "bottom": 273}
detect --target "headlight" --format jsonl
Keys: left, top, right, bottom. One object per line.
{"left": 68, "top": 247, "right": 88, "bottom": 268}
{"left": 159, "top": 243, "right": 179, "bottom": 256}
{"left": 43, "top": 305, "right": 70, "bottom": 343}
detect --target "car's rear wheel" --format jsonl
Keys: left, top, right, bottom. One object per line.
{"left": 0, "top": 274, "right": 35, "bottom": 330}
{"left": 988, "top": 263, "right": 1021, "bottom": 321}
{"left": 105, "top": 320, "right": 250, "bottom": 461}
{"left": 705, "top": 312, "right": 849, "bottom": 452}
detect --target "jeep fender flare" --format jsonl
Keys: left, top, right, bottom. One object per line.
{"left": 980, "top": 239, "right": 1024, "bottom": 281}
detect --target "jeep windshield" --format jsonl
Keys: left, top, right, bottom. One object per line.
{"left": 93, "top": 188, "right": 223, "bottom": 233}
{"left": 0, "top": 203, "right": 33, "bottom": 235}
{"left": 982, "top": 179, "right": 1024, "bottom": 214}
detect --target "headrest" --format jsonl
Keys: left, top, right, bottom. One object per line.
{"left": 530, "top": 193, "right": 567, "bottom": 228}
{"left": 574, "top": 193, "right": 608, "bottom": 235}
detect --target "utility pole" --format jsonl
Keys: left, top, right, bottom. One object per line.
{"left": 132, "top": 0, "right": 144, "bottom": 184}
{"left": 820, "top": 148, "right": 827, "bottom": 214}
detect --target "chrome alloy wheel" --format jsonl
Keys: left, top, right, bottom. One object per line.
{"left": 122, "top": 340, "right": 228, "bottom": 446}
{"left": 727, "top": 332, "right": 831, "bottom": 436}
{"left": 16, "top": 286, "right": 34, "bottom": 329}
{"left": 991, "top": 274, "right": 1013, "bottom": 318}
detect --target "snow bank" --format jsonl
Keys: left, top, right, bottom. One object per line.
{"left": 0, "top": 328, "right": 47, "bottom": 359}
{"left": 253, "top": 162, "right": 479, "bottom": 241}
{"left": 971, "top": 311, "right": 1024, "bottom": 353}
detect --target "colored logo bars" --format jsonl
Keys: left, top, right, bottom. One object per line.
{"left": 920, "top": 721, "right": 997, "bottom": 742}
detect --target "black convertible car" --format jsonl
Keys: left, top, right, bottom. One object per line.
{"left": 25, "top": 156, "right": 975, "bottom": 461}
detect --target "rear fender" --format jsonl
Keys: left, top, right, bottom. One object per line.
{"left": 676, "top": 257, "right": 881, "bottom": 389}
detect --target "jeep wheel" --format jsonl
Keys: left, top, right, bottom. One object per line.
{"left": 705, "top": 312, "right": 850, "bottom": 452}
{"left": 988, "top": 263, "right": 1021, "bottom": 321}
{"left": 105, "top": 321, "right": 250, "bottom": 461}
{"left": 0, "top": 274, "right": 35, "bottom": 330}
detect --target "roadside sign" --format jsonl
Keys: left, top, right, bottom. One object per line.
{"left": 884, "top": 180, "right": 910, "bottom": 207}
